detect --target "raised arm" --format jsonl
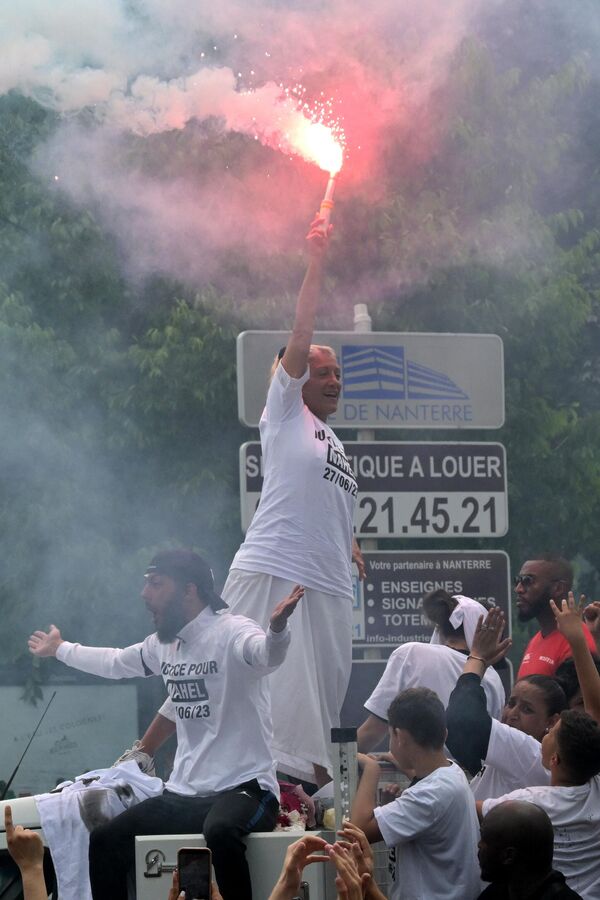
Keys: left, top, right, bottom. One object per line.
{"left": 446, "top": 674, "right": 492, "bottom": 776}
{"left": 446, "top": 608, "right": 511, "bottom": 775}
{"left": 5, "top": 806, "right": 47, "bottom": 900}
{"left": 280, "top": 217, "right": 330, "bottom": 379}
{"left": 551, "top": 592, "right": 600, "bottom": 722}
{"left": 238, "top": 586, "right": 303, "bottom": 672}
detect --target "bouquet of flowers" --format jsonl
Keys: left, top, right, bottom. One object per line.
{"left": 276, "top": 781, "right": 317, "bottom": 832}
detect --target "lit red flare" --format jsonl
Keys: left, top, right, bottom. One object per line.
{"left": 292, "top": 120, "right": 344, "bottom": 175}
{"left": 289, "top": 118, "right": 343, "bottom": 230}
{"left": 275, "top": 84, "right": 345, "bottom": 228}
{"left": 277, "top": 83, "right": 345, "bottom": 175}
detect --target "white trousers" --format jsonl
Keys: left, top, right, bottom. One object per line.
{"left": 223, "top": 569, "right": 353, "bottom": 782}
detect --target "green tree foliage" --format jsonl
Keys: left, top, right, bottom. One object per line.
{"left": 0, "top": 99, "right": 247, "bottom": 670}
{"left": 367, "top": 31, "right": 600, "bottom": 658}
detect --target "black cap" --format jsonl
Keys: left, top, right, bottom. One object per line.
{"left": 145, "top": 549, "right": 228, "bottom": 611}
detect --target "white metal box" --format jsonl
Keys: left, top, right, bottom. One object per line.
{"left": 135, "top": 831, "right": 338, "bottom": 900}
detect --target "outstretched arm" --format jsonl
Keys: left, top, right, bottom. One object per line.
{"left": 446, "top": 608, "right": 511, "bottom": 775}
{"left": 29, "top": 626, "right": 152, "bottom": 680}
{"left": 551, "top": 592, "right": 600, "bottom": 723}
{"left": 280, "top": 217, "right": 330, "bottom": 379}
{"left": 269, "top": 585, "right": 304, "bottom": 632}
{"left": 28, "top": 625, "right": 63, "bottom": 657}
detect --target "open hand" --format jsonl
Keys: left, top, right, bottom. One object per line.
{"left": 337, "top": 821, "right": 374, "bottom": 879}
{"left": 28, "top": 625, "right": 63, "bottom": 658}
{"left": 268, "top": 835, "right": 331, "bottom": 899}
{"left": 470, "top": 608, "right": 512, "bottom": 666}
{"left": 270, "top": 586, "right": 304, "bottom": 633}
{"left": 550, "top": 591, "right": 586, "bottom": 645}
{"left": 329, "top": 844, "right": 368, "bottom": 900}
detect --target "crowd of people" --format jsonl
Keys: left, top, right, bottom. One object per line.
{"left": 9, "top": 577, "right": 600, "bottom": 900}
{"left": 8, "top": 217, "right": 600, "bottom": 900}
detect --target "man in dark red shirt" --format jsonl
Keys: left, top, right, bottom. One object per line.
{"left": 516, "top": 555, "right": 597, "bottom": 678}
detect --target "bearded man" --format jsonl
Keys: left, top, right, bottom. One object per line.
{"left": 28, "top": 549, "right": 302, "bottom": 900}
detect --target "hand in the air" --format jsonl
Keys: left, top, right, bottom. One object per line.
{"left": 28, "top": 625, "right": 63, "bottom": 658}
{"left": 5, "top": 806, "right": 44, "bottom": 872}
{"left": 270, "top": 585, "right": 304, "bottom": 633}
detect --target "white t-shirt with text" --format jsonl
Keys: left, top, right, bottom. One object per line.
{"left": 56, "top": 608, "right": 289, "bottom": 797}
{"left": 230, "top": 364, "right": 356, "bottom": 599}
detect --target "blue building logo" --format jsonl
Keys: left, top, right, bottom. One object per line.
{"left": 341, "top": 345, "right": 469, "bottom": 401}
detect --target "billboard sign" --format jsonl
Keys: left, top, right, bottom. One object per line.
{"left": 237, "top": 331, "right": 504, "bottom": 429}
{"left": 240, "top": 441, "right": 508, "bottom": 538}
{"left": 351, "top": 550, "right": 511, "bottom": 647}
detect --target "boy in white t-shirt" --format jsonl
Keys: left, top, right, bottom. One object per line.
{"left": 352, "top": 687, "right": 481, "bottom": 900}
{"left": 480, "top": 709, "right": 600, "bottom": 900}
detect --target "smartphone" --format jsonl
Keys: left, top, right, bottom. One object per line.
{"left": 177, "top": 847, "right": 212, "bottom": 900}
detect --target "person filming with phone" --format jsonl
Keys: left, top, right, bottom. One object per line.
{"left": 168, "top": 849, "right": 224, "bottom": 900}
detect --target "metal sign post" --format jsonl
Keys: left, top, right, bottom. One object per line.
{"left": 331, "top": 727, "right": 358, "bottom": 830}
